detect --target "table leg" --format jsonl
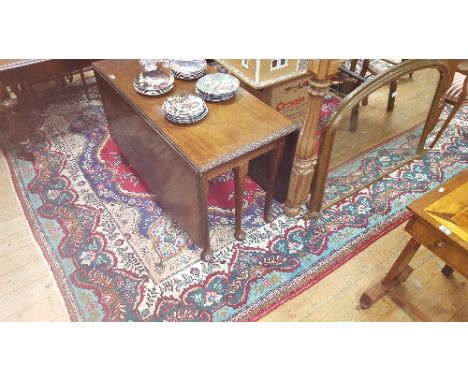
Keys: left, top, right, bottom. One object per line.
{"left": 200, "top": 176, "right": 214, "bottom": 262}
{"left": 264, "top": 138, "right": 285, "bottom": 223}
{"left": 360, "top": 237, "right": 421, "bottom": 309}
{"left": 80, "top": 70, "right": 91, "bottom": 101}
{"left": 233, "top": 161, "right": 248, "bottom": 241}
{"left": 120, "top": 154, "right": 130, "bottom": 165}
{"left": 1, "top": 99, "right": 35, "bottom": 162}
{"left": 201, "top": 243, "right": 214, "bottom": 263}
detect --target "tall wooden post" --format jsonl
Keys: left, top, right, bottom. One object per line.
{"left": 283, "top": 59, "right": 340, "bottom": 217}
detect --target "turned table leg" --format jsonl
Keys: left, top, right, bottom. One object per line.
{"left": 80, "top": 70, "right": 91, "bottom": 101}
{"left": 233, "top": 161, "right": 248, "bottom": 241}
{"left": 360, "top": 237, "right": 421, "bottom": 309}
{"left": 1, "top": 98, "right": 35, "bottom": 162}
{"left": 201, "top": 243, "right": 214, "bottom": 262}
{"left": 120, "top": 153, "right": 130, "bottom": 165}
{"left": 264, "top": 138, "right": 285, "bottom": 223}
{"left": 200, "top": 176, "right": 214, "bottom": 262}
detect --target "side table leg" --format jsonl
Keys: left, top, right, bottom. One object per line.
{"left": 200, "top": 176, "right": 214, "bottom": 262}
{"left": 264, "top": 138, "right": 285, "bottom": 223}
{"left": 80, "top": 70, "right": 91, "bottom": 101}
{"left": 233, "top": 162, "right": 248, "bottom": 241}
{"left": 1, "top": 100, "right": 35, "bottom": 162}
{"left": 360, "top": 237, "right": 421, "bottom": 309}
{"left": 120, "top": 154, "right": 130, "bottom": 165}
{"left": 201, "top": 245, "right": 214, "bottom": 263}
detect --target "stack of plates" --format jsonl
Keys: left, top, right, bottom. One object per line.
{"left": 162, "top": 94, "right": 208, "bottom": 124}
{"left": 195, "top": 73, "right": 240, "bottom": 102}
{"left": 134, "top": 69, "right": 174, "bottom": 96}
{"left": 170, "top": 60, "right": 207, "bottom": 80}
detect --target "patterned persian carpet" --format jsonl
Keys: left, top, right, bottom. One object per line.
{"left": 1, "top": 85, "right": 467, "bottom": 321}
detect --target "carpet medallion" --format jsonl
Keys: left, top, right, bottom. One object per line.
{"left": 0, "top": 86, "right": 466, "bottom": 321}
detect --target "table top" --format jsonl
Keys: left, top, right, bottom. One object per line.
{"left": 93, "top": 59, "right": 297, "bottom": 172}
{"left": 408, "top": 169, "right": 468, "bottom": 250}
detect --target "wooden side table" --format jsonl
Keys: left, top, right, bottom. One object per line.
{"left": 93, "top": 60, "right": 297, "bottom": 262}
{"left": 360, "top": 169, "right": 468, "bottom": 319}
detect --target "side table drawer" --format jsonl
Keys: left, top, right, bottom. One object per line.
{"left": 406, "top": 217, "right": 468, "bottom": 278}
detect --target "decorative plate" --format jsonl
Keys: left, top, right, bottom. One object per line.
{"left": 172, "top": 68, "right": 207, "bottom": 80}
{"left": 195, "top": 88, "right": 235, "bottom": 102}
{"left": 170, "top": 59, "right": 207, "bottom": 74}
{"left": 196, "top": 73, "right": 240, "bottom": 96}
{"left": 164, "top": 107, "right": 208, "bottom": 124}
{"left": 162, "top": 94, "right": 207, "bottom": 118}
{"left": 134, "top": 69, "right": 174, "bottom": 91}
{"left": 134, "top": 83, "right": 173, "bottom": 97}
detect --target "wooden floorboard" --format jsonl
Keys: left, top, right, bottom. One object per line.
{"left": 3, "top": 294, "right": 68, "bottom": 322}
{"left": 449, "top": 302, "right": 468, "bottom": 322}
{"left": 0, "top": 251, "right": 50, "bottom": 298}
{"left": 0, "top": 244, "right": 41, "bottom": 277}
{"left": 0, "top": 202, "right": 22, "bottom": 223}
{"left": 0, "top": 215, "right": 28, "bottom": 240}
{"left": 0, "top": 190, "right": 16, "bottom": 209}
{"left": 0, "top": 229, "right": 34, "bottom": 258}
{"left": 0, "top": 274, "right": 65, "bottom": 321}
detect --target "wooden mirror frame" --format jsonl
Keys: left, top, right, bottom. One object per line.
{"left": 306, "top": 59, "right": 455, "bottom": 218}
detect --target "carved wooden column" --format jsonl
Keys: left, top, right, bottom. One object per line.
{"left": 283, "top": 59, "right": 340, "bottom": 217}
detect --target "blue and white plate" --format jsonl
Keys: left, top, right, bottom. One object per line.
{"left": 195, "top": 88, "right": 235, "bottom": 102}
{"left": 171, "top": 60, "right": 207, "bottom": 80}
{"left": 135, "top": 83, "right": 173, "bottom": 97}
{"left": 164, "top": 106, "right": 208, "bottom": 124}
{"left": 171, "top": 60, "right": 206, "bottom": 74}
{"left": 134, "top": 69, "right": 174, "bottom": 95}
{"left": 162, "top": 94, "right": 208, "bottom": 124}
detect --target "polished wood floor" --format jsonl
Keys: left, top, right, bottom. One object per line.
{"left": 0, "top": 73, "right": 466, "bottom": 322}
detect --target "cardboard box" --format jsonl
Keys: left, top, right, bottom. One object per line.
{"left": 240, "top": 73, "right": 310, "bottom": 126}
{"left": 235, "top": 75, "right": 311, "bottom": 202}
{"left": 213, "top": 66, "right": 312, "bottom": 202}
